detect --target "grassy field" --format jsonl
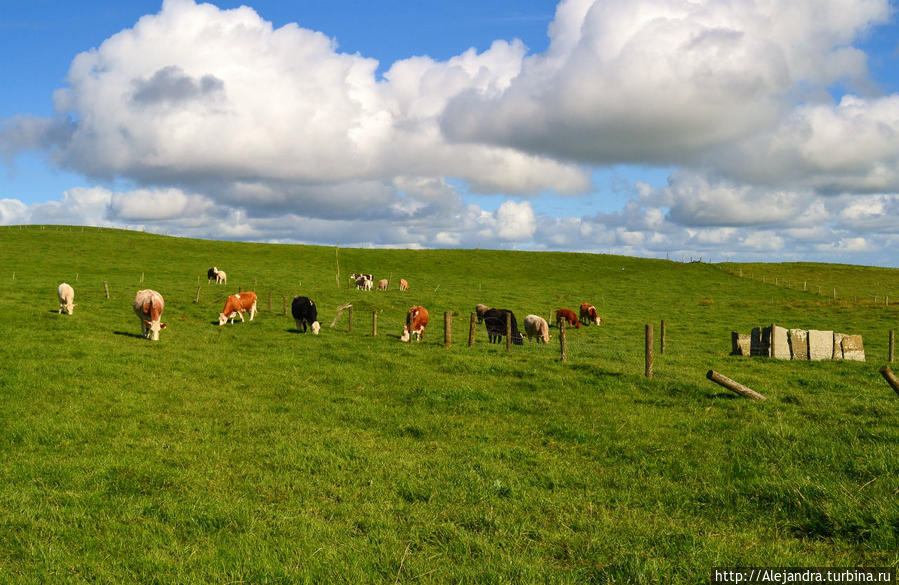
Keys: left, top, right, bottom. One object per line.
{"left": 1, "top": 225, "right": 898, "bottom": 584}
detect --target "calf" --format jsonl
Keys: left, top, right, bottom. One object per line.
{"left": 555, "top": 308, "right": 580, "bottom": 329}
{"left": 133, "top": 289, "right": 167, "bottom": 340}
{"left": 207, "top": 267, "right": 219, "bottom": 283}
{"left": 483, "top": 308, "right": 524, "bottom": 345}
{"left": 218, "top": 291, "right": 258, "bottom": 325}
{"left": 401, "top": 305, "right": 429, "bottom": 342}
{"left": 524, "top": 314, "right": 551, "bottom": 343}
{"left": 57, "top": 282, "right": 75, "bottom": 314}
{"left": 291, "top": 296, "right": 321, "bottom": 334}
{"left": 475, "top": 303, "right": 490, "bottom": 323}
{"left": 399, "top": 279, "right": 408, "bottom": 291}
{"left": 377, "top": 279, "right": 389, "bottom": 291}
{"left": 579, "top": 303, "right": 601, "bottom": 326}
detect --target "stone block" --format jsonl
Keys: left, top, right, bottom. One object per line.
{"left": 789, "top": 329, "right": 808, "bottom": 360}
{"left": 771, "top": 325, "right": 790, "bottom": 359}
{"left": 731, "top": 332, "right": 751, "bottom": 356}
{"left": 832, "top": 333, "right": 845, "bottom": 360}
{"left": 751, "top": 326, "right": 770, "bottom": 356}
{"left": 841, "top": 335, "right": 865, "bottom": 361}
{"left": 808, "top": 330, "right": 833, "bottom": 361}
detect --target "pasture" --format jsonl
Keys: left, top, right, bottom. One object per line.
{"left": 1, "top": 225, "right": 898, "bottom": 584}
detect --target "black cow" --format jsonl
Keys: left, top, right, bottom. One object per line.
{"left": 207, "top": 267, "right": 218, "bottom": 283}
{"left": 291, "top": 296, "right": 321, "bottom": 334}
{"left": 483, "top": 308, "right": 524, "bottom": 345}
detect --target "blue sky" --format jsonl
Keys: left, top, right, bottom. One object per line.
{"left": 2, "top": 0, "right": 899, "bottom": 266}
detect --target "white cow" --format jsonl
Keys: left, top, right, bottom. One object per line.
{"left": 57, "top": 283, "right": 75, "bottom": 314}
{"left": 524, "top": 314, "right": 551, "bottom": 344}
{"left": 215, "top": 269, "right": 227, "bottom": 284}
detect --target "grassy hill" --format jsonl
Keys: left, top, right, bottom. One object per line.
{"left": 2, "top": 225, "right": 898, "bottom": 583}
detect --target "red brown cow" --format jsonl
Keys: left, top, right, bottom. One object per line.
{"left": 555, "top": 308, "right": 580, "bottom": 329}
{"left": 579, "top": 302, "right": 602, "bottom": 326}
{"left": 400, "top": 305, "right": 429, "bottom": 342}
{"left": 133, "top": 289, "right": 167, "bottom": 340}
{"left": 218, "top": 292, "right": 258, "bottom": 325}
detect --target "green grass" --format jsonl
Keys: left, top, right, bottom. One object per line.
{"left": 1, "top": 225, "right": 898, "bottom": 584}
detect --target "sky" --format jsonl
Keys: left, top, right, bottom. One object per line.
{"left": 2, "top": 0, "right": 899, "bottom": 267}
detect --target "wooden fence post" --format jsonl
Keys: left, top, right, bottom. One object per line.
{"left": 104, "top": 281, "right": 110, "bottom": 299}
{"left": 372, "top": 311, "right": 378, "bottom": 337}
{"left": 468, "top": 313, "right": 476, "bottom": 347}
{"left": 559, "top": 318, "right": 568, "bottom": 362}
{"left": 506, "top": 312, "right": 512, "bottom": 352}
{"left": 660, "top": 320, "right": 666, "bottom": 355}
{"left": 444, "top": 312, "right": 452, "bottom": 347}
{"left": 645, "top": 324, "right": 653, "bottom": 378}
{"left": 348, "top": 305, "right": 354, "bottom": 333}
{"left": 890, "top": 330, "right": 895, "bottom": 363}
{"left": 878, "top": 366, "right": 899, "bottom": 396}
{"left": 706, "top": 370, "right": 766, "bottom": 401}
{"left": 194, "top": 286, "right": 201, "bottom": 303}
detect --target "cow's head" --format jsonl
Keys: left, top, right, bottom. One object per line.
{"left": 311, "top": 321, "right": 321, "bottom": 335}
{"left": 144, "top": 320, "right": 167, "bottom": 340}
{"left": 400, "top": 326, "right": 410, "bottom": 342}
{"left": 218, "top": 313, "right": 229, "bottom": 326}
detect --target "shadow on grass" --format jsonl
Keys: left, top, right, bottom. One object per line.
{"left": 113, "top": 331, "right": 146, "bottom": 339}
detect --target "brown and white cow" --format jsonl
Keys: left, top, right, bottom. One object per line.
{"left": 579, "top": 302, "right": 602, "bottom": 326}
{"left": 555, "top": 308, "right": 581, "bottom": 329}
{"left": 218, "top": 292, "right": 258, "bottom": 325}
{"left": 57, "top": 282, "right": 75, "bottom": 314}
{"left": 399, "top": 279, "right": 409, "bottom": 291}
{"left": 377, "top": 279, "right": 389, "bottom": 291}
{"left": 400, "top": 305, "right": 429, "bottom": 342}
{"left": 524, "top": 314, "right": 551, "bottom": 343}
{"left": 133, "top": 289, "right": 167, "bottom": 340}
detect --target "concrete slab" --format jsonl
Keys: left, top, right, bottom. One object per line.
{"left": 808, "top": 330, "right": 833, "bottom": 361}
{"left": 789, "top": 329, "right": 808, "bottom": 360}
{"left": 841, "top": 335, "right": 865, "bottom": 361}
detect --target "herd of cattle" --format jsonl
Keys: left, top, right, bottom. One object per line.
{"left": 56, "top": 267, "right": 602, "bottom": 343}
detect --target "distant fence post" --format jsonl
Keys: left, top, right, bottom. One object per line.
{"left": 194, "top": 286, "right": 201, "bottom": 303}
{"left": 372, "top": 311, "right": 378, "bottom": 337}
{"left": 559, "top": 319, "right": 568, "bottom": 362}
{"left": 660, "top": 320, "right": 666, "bottom": 355}
{"left": 468, "top": 313, "right": 476, "bottom": 347}
{"left": 890, "top": 330, "right": 895, "bottom": 363}
{"left": 348, "top": 305, "right": 354, "bottom": 333}
{"left": 506, "top": 312, "right": 512, "bottom": 352}
{"left": 104, "top": 281, "right": 110, "bottom": 299}
{"left": 444, "top": 312, "right": 452, "bottom": 347}
{"left": 268, "top": 292, "right": 273, "bottom": 312}
{"left": 645, "top": 324, "right": 653, "bottom": 379}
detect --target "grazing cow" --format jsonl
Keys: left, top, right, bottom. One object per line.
{"left": 207, "top": 267, "right": 219, "bottom": 283}
{"left": 524, "top": 314, "right": 551, "bottom": 343}
{"left": 377, "top": 279, "right": 389, "bottom": 291}
{"left": 57, "top": 283, "right": 75, "bottom": 314}
{"left": 218, "top": 292, "right": 258, "bottom": 325}
{"left": 555, "top": 308, "right": 581, "bottom": 329}
{"left": 215, "top": 269, "right": 227, "bottom": 284}
{"left": 291, "top": 296, "right": 321, "bottom": 334}
{"left": 401, "top": 305, "right": 429, "bottom": 342}
{"left": 133, "top": 289, "right": 166, "bottom": 340}
{"left": 483, "top": 308, "right": 524, "bottom": 345}
{"left": 399, "top": 279, "right": 408, "bottom": 291}
{"left": 475, "top": 303, "right": 490, "bottom": 323}
{"left": 350, "top": 273, "right": 373, "bottom": 290}
{"left": 579, "top": 303, "right": 602, "bottom": 326}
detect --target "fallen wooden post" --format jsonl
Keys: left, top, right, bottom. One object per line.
{"left": 880, "top": 366, "right": 899, "bottom": 396}
{"left": 706, "top": 370, "right": 766, "bottom": 401}
{"left": 330, "top": 303, "right": 353, "bottom": 327}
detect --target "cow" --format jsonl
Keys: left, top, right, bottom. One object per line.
{"left": 215, "top": 269, "right": 227, "bottom": 284}
{"left": 400, "top": 305, "right": 429, "bottom": 342}
{"left": 399, "top": 279, "right": 409, "bottom": 291}
{"left": 133, "top": 289, "right": 166, "bottom": 340}
{"left": 291, "top": 296, "right": 321, "bottom": 334}
{"left": 555, "top": 308, "right": 581, "bottom": 329}
{"left": 483, "top": 308, "right": 524, "bottom": 345}
{"left": 524, "top": 314, "right": 551, "bottom": 343}
{"left": 579, "top": 303, "right": 602, "bottom": 326}
{"left": 57, "top": 283, "right": 75, "bottom": 314}
{"left": 475, "top": 303, "right": 490, "bottom": 324}
{"left": 350, "top": 273, "right": 373, "bottom": 290}
{"left": 218, "top": 292, "right": 258, "bottom": 325}
{"left": 377, "top": 279, "right": 389, "bottom": 291}
{"left": 207, "top": 267, "right": 219, "bottom": 283}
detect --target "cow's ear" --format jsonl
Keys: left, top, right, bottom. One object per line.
{"left": 144, "top": 320, "right": 152, "bottom": 327}
{"left": 160, "top": 323, "right": 168, "bottom": 329}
